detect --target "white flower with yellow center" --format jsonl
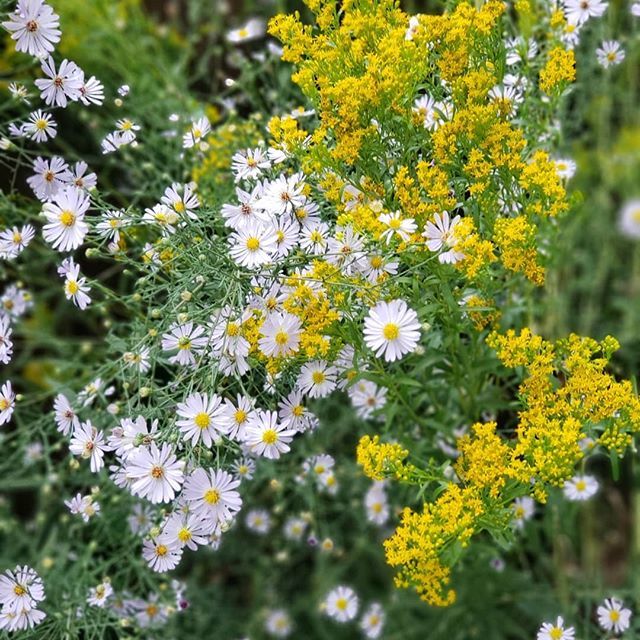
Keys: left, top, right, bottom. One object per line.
{"left": 378, "top": 210, "right": 417, "bottom": 244}
{"left": 324, "top": 586, "right": 359, "bottom": 623}
{"left": 183, "top": 467, "right": 242, "bottom": 525}
{"left": 244, "top": 410, "right": 297, "bottom": 459}
{"left": 142, "top": 535, "right": 182, "bottom": 573}
{"left": 536, "top": 616, "right": 575, "bottom": 640}
{"left": 220, "top": 394, "right": 255, "bottom": 441}
{"left": 0, "top": 565, "right": 45, "bottom": 615}
{"left": 258, "top": 311, "right": 302, "bottom": 358}
{"left": 125, "top": 442, "right": 185, "bottom": 504}
{"left": 597, "top": 597, "right": 632, "bottom": 634}
{"left": 57, "top": 256, "right": 91, "bottom": 310}
{"left": 422, "top": 210, "right": 465, "bottom": 264}
{"left": 69, "top": 420, "right": 107, "bottom": 473}
{"left": 176, "top": 391, "right": 226, "bottom": 447}
{"left": 363, "top": 299, "right": 421, "bottom": 362}
{"left": 296, "top": 360, "right": 338, "bottom": 398}
{"left": 563, "top": 474, "right": 599, "bottom": 501}
{"left": 618, "top": 198, "right": 640, "bottom": 239}
{"left": 24, "top": 109, "right": 56, "bottom": 142}
{"left": 2, "top": 0, "right": 61, "bottom": 56}
{"left": 360, "top": 602, "right": 385, "bottom": 639}
{"left": 229, "top": 220, "right": 277, "bottom": 269}
{"left": 161, "top": 322, "right": 208, "bottom": 366}
{"left": 42, "top": 186, "right": 90, "bottom": 252}
{"left": 226, "top": 18, "right": 265, "bottom": 44}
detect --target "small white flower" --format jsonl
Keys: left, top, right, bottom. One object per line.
{"left": 363, "top": 299, "right": 421, "bottom": 362}
{"left": 176, "top": 392, "right": 226, "bottom": 447}
{"left": 142, "top": 535, "right": 183, "bottom": 573}
{"left": 596, "top": 40, "right": 625, "bottom": 68}
{"left": 53, "top": 393, "right": 79, "bottom": 435}
{"left": 87, "top": 581, "right": 113, "bottom": 607}
{"left": 0, "top": 381, "right": 16, "bottom": 425}
{"left": 0, "top": 565, "right": 45, "bottom": 614}
{"left": 0, "top": 315, "right": 13, "bottom": 365}
{"left": 422, "top": 211, "right": 464, "bottom": 264}
{"left": 563, "top": 0, "right": 608, "bottom": 24}
{"left": 246, "top": 508, "right": 272, "bottom": 534}
{"left": 182, "top": 467, "right": 242, "bottom": 525}
{"left": 126, "top": 442, "right": 185, "bottom": 504}
{"left": 258, "top": 311, "right": 302, "bottom": 358}
{"left": 58, "top": 257, "right": 91, "bottom": 310}
{"left": 27, "top": 155, "right": 71, "bottom": 201}
{"left": 226, "top": 18, "right": 265, "bottom": 44}
{"left": 536, "top": 616, "right": 575, "bottom": 640}
{"left": 360, "top": 602, "right": 385, "bottom": 639}
{"left": 161, "top": 322, "right": 208, "bottom": 366}
{"left": 597, "top": 597, "right": 632, "bottom": 634}
{"left": 42, "top": 186, "right": 90, "bottom": 252}
{"left": 618, "top": 199, "right": 640, "bottom": 239}
{"left": 512, "top": 496, "right": 535, "bottom": 529}
{"left": 245, "top": 410, "right": 297, "bottom": 459}
{"left": 35, "top": 56, "right": 84, "bottom": 107}
{"left": 24, "top": 109, "right": 56, "bottom": 142}
{"left": 182, "top": 116, "right": 210, "bottom": 149}
{"left": 229, "top": 221, "right": 277, "bottom": 269}
{"left": 231, "top": 147, "right": 271, "bottom": 182}
{"left": 554, "top": 158, "right": 577, "bottom": 181}
{"left": 296, "top": 361, "right": 338, "bottom": 398}
{"left": 563, "top": 474, "right": 599, "bottom": 501}
{"left": 69, "top": 421, "right": 107, "bottom": 472}
{"left": 378, "top": 211, "right": 417, "bottom": 244}
{"left": 324, "top": 586, "right": 359, "bottom": 623}
{"left": 2, "top": 0, "right": 61, "bottom": 57}
{"left": 265, "top": 608, "right": 292, "bottom": 637}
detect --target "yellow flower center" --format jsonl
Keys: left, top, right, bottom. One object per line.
{"left": 174, "top": 201, "right": 185, "bottom": 213}
{"left": 549, "top": 628, "right": 563, "bottom": 640}
{"left": 227, "top": 322, "right": 240, "bottom": 336}
{"left": 312, "top": 371, "right": 325, "bottom": 384}
{"left": 0, "top": 399, "right": 10, "bottom": 411}
{"left": 237, "top": 28, "right": 249, "bottom": 38}
{"left": 370, "top": 256, "right": 383, "bottom": 269}
{"left": 65, "top": 280, "right": 79, "bottom": 295}
{"left": 292, "top": 405, "right": 304, "bottom": 417}
{"left": 151, "top": 465, "right": 164, "bottom": 479}
{"left": 59, "top": 211, "right": 75, "bottom": 227}
{"left": 177, "top": 336, "right": 191, "bottom": 350}
{"left": 194, "top": 412, "right": 210, "bottom": 429}
{"left": 575, "top": 480, "right": 586, "bottom": 491}
{"left": 610, "top": 610, "right": 620, "bottom": 622}
{"left": 234, "top": 409, "right": 247, "bottom": 424}
{"left": 383, "top": 323, "right": 399, "bottom": 340}
{"left": 631, "top": 208, "right": 640, "bottom": 223}
{"left": 156, "top": 544, "right": 168, "bottom": 556}
{"left": 204, "top": 489, "right": 220, "bottom": 504}
{"left": 262, "top": 429, "right": 278, "bottom": 444}
{"left": 178, "top": 528, "right": 192, "bottom": 542}
{"left": 246, "top": 237, "right": 260, "bottom": 251}
{"left": 35, "top": 118, "right": 48, "bottom": 130}
{"left": 336, "top": 598, "right": 348, "bottom": 611}
{"left": 146, "top": 604, "right": 158, "bottom": 618}
{"left": 274, "top": 331, "right": 289, "bottom": 345}
{"left": 388, "top": 217, "right": 402, "bottom": 229}
{"left": 13, "top": 585, "right": 25, "bottom": 596}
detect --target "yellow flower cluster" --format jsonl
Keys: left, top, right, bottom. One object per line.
{"left": 356, "top": 435, "right": 414, "bottom": 482}
{"left": 539, "top": 46, "right": 576, "bottom": 95}
{"left": 376, "top": 329, "right": 640, "bottom": 606}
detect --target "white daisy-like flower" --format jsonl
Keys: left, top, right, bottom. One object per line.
{"left": 244, "top": 410, "right": 297, "bottom": 459}
{"left": 283, "top": 517, "right": 307, "bottom": 541}
{"left": 226, "top": 18, "right": 266, "bottom": 44}
{"left": 115, "top": 118, "right": 141, "bottom": 143}
{"left": 58, "top": 257, "right": 91, "bottom": 310}
{"left": 161, "top": 322, "right": 208, "bottom": 366}
{"left": 324, "top": 586, "right": 359, "bottom": 623}
{"left": 79, "top": 75, "right": 105, "bottom": 106}
{"left": 0, "top": 381, "right": 16, "bottom": 425}
{"left": 0, "top": 565, "right": 45, "bottom": 614}
{"left": 258, "top": 311, "right": 302, "bottom": 358}
{"left": 161, "top": 183, "right": 200, "bottom": 220}
{"left": 257, "top": 173, "right": 306, "bottom": 215}
{"left": 1, "top": 284, "right": 32, "bottom": 319}
{"left": 42, "top": 186, "right": 90, "bottom": 252}
{"left": 182, "top": 467, "right": 242, "bottom": 525}
{"left": 142, "top": 535, "right": 183, "bottom": 573}
{"left": 0, "top": 224, "right": 36, "bottom": 260}
{"left": 563, "top": 0, "right": 608, "bottom": 24}
{"left": 597, "top": 597, "right": 632, "bottom": 634}
{"left": 363, "top": 299, "right": 420, "bottom": 362}
{"left": 229, "top": 221, "right": 277, "bottom": 269}
{"left": 142, "top": 204, "right": 179, "bottom": 236}
{"left": 220, "top": 395, "right": 255, "bottom": 441}
{"left": 123, "top": 347, "right": 151, "bottom": 374}
{"left": 378, "top": 211, "right": 417, "bottom": 244}
{"left": 422, "top": 211, "right": 465, "bottom": 264}
{"left": 536, "top": 616, "right": 575, "bottom": 640}
{"left": 66, "top": 160, "right": 97, "bottom": 190}
{"left": 265, "top": 608, "right": 292, "bottom": 637}
{"left": 96, "top": 209, "right": 126, "bottom": 242}
{"left": 176, "top": 392, "right": 226, "bottom": 447}
{"left": 182, "top": 116, "right": 210, "bottom": 149}
{"left": 554, "top": 158, "right": 577, "bottom": 181}
{"left": 296, "top": 360, "right": 338, "bottom": 398}
{"left": 300, "top": 221, "right": 330, "bottom": 255}
{"left": 69, "top": 421, "right": 107, "bottom": 472}
{"left": 596, "top": 40, "right": 625, "bottom": 68}
{"left": 246, "top": 508, "right": 272, "bottom": 534}
{"left": 53, "top": 393, "right": 79, "bottom": 435}
{"left": 0, "top": 607, "right": 46, "bottom": 632}
{"left": 272, "top": 216, "right": 300, "bottom": 257}
{"left": 360, "top": 253, "right": 398, "bottom": 284}
{"left": 24, "top": 109, "right": 56, "bottom": 142}
{"left": 126, "top": 442, "right": 185, "bottom": 504}
{"left": 618, "top": 199, "right": 640, "bottom": 239}
{"left": 221, "top": 183, "right": 270, "bottom": 230}
{"left": 278, "top": 390, "right": 313, "bottom": 432}
{"left": 87, "top": 581, "right": 113, "bottom": 607}
{"left": 0, "top": 315, "right": 13, "bottom": 365}
{"left": 27, "top": 155, "right": 71, "bottom": 201}
{"left": 162, "top": 512, "right": 211, "bottom": 551}
{"left": 360, "top": 602, "right": 385, "bottom": 639}
{"left": 2, "top": 0, "right": 61, "bottom": 57}
{"left": 101, "top": 131, "right": 129, "bottom": 154}
{"left": 65, "top": 492, "right": 100, "bottom": 522}
{"left": 365, "top": 482, "right": 389, "bottom": 526}
{"left": 349, "top": 380, "right": 387, "bottom": 420}
{"left": 511, "top": 496, "right": 535, "bottom": 529}
{"left": 632, "top": 1, "right": 640, "bottom": 16}
{"left": 231, "top": 147, "right": 271, "bottom": 182}
{"left": 563, "top": 474, "right": 599, "bottom": 501}
{"left": 35, "top": 56, "right": 84, "bottom": 107}
{"left": 231, "top": 456, "right": 256, "bottom": 481}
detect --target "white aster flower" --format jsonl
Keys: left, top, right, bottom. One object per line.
{"left": 231, "top": 147, "right": 271, "bottom": 182}
{"left": 0, "top": 381, "right": 16, "bottom": 425}
{"left": 422, "top": 211, "right": 465, "bottom": 264}
{"left": 0, "top": 565, "right": 45, "bottom": 614}
{"left": 24, "top": 109, "right": 56, "bottom": 142}
{"left": 563, "top": 0, "right": 608, "bottom": 24}
{"left": 245, "top": 410, "right": 297, "bottom": 459}
{"left": 618, "top": 199, "right": 640, "bottom": 239}
{"left": 27, "top": 155, "right": 71, "bottom": 201}
{"left": 296, "top": 360, "right": 338, "bottom": 398}
{"left": 229, "top": 221, "right": 277, "bottom": 269}
{"left": 58, "top": 257, "right": 91, "bottom": 310}
{"left": 363, "top": 299, "right": 420, "bottom": 362}
{"left": 596, "top": 40, "right": 625, "bottom": 68}
{"left": 597, "top": 597, "right": 632, "bottom": 634}
{"left": 142, "top": 535, "right": 183, "bottom": 573}
{"left": 554, "top": 158, "right": 577, "bottom": 181}
{"left": 2, "top": 0, "right": 61, "bottom": 57}
{"left": 35, "top": 56, "right": 84, "bottom": 107}
{"left": 182, "top": 116, "right": 210, "bottom": 149}
{"left": 53, "top": 393, "right": 79, "bottom": 435}
{"left": 563, "top": 474, "right": 599, "bottom": 501}
{"left": 246, "top": 508, "right": 272, "bottom": 534}
{"left": 0, "top": 224, "right": 36, "bottom": 260}
{"left": 537, "top": 616, "right": 575, "bottom": 640}
{"left": 360, "top": 602, "right": 385, "bottom": 639}
{"left": 265, "top": 608, "right": 292, "bottom": 637}
{"left": 182, "top": 467, "right": 242, "bottom": 525}
{"left": 126, "top": 442, "right": 185, "bottom": 504}
{"left": 512, "top": 496, "right": 535, "bottom": 529}
{"left": 257, "top": 173, "right": 306, "bottom": 215}
{"left": 0, "top": 315, "right": 13, "bottom": 365}
{"left": 258, "top": 311, "right": 302, "bottom": 358}
{"left": 176, "top": 392, "right": 226, "bottom": 447}
{"left": 69, "top": 421, "right": 107, "bottom": 472}
{"left": 226, "top": 18, "right": 265, "bottom": 44}
{"left": 66, "top": 160, "right": 97, "bottom": 190}
{"left": 379, "top": 211, "right": 417, "bottom": 244}
{"left": 324, "top": 586, "right": 359, "bottom": 623}
{"left": 161, "top": 322, "right": 208, "bottom": 366}
{"left": 87, "top": 581, "right": 113, "bottom": 607}
{"left": 42, "top": 186, "right": 90, "bottom": 251}
{"left": 79, "top": 75, "right": 105, "bottom": 106}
